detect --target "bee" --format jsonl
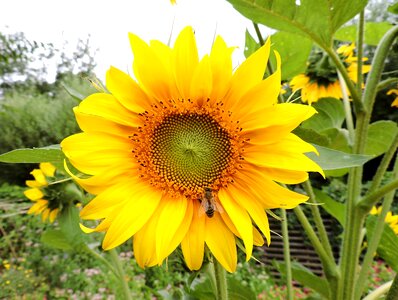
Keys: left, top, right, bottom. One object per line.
{"left": 198, "top": 187, "right": 222, "bottom": 218}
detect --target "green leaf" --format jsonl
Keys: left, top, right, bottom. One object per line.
{"left": 188, "top": 278, "right": 215, "bottom": 300}
{"left": 388, "top": 3, "right": 398, "bottom": 14}
{"left": 364, "top": 121, "right": 398, "bottom": 156}
{"left": 366, "top": 215, "right": 398, "bottom": 272}
{"left": 41, "top": 229, "right": 73, "bottom": 251}
{"left": 307, "top": 144, "right": 374, "bottom": 171}
{"left": 226, "top": 0, "right": 368, "bottom": 47}
{"left": 244, "top": 30, "right": 260, "bottom": 58}
{"left": 0, "top": 145, "right": 65, "bottom": 164}
{"left": 313, "top": 188, "right": 345, "bottom": 226}
{"left": 293, "top": 127, "right": 331, "bottom": 147}
{"left": 270, "top": 31, "right": 312, "bottom": 80}
{"left": 274, "top": 261, "right": 329, "bottom": 298}
{"left": 320, "top": 128, "right": 351, "bottom": 153}
{"left": 335, "top": 22, "right": 394, "bottom": 46}
{"left": 301, "top": 98, "right": 345, "bottom": 132}
{"left": 58, "top": 205, "right": 85, "bottom": 250}
{"left": 227, "top": 277, "right": 256, "bottom": 300}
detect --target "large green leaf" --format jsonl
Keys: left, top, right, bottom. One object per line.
{"left": 301, "top": 98, "right": 345, "bottom": 132}
{"left": 364, "top": 121, "right": 398, "bottom": 156}
{"left": 244, "top": 30, "right": 260, "bottom": 58}
{"left": 270, "top": 31, "right": 312, "bottom": 80}
{"left": 0, "top": 145, "right": 64, "bottom": 164}
{"left": 335, "top": 22, "right": 394, "bottom": 46}
{"left": 226, "top": 0, "right": 368, "bottom": 47}
{"left": 41, "top": 229, "right": 73, "bottom": 251}
{"left": 313, "top": 188, "right": 345, "bottom": 226}
{"left": 366, "top": 216, "right": 398, "bottom": 272}
{"left": 274, "top": 261, "right": 329, "bottom": 298}
{"left": 307, "top": 144, "right": 373, "bottom": 170}
{"left": 388, "top": 3, "right": 398, "bottom": 14}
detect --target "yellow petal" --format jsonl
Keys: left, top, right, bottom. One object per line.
{"left": 253, "top": 227, "right": 264, "bottom": 246}
{"left": 233, "top": 50, "right": 281, "bottom": 117}
{"left": 78, "top": 93, "right": 140, "bottom": 127}
{"left": 218, "top": 189, "right": 253, "bottom": 261}
{"left": 158, "top": 199, "right": 193, "bottom": 264}
{"left": 26, "top": 180, "right": 43, "bottom": 188}
{"left": 102, "top": 183, "right": 162, "bottom": 250}
{"left": 173, "top": 26, "right": 199, "bottom": 99}
{"left": 129, "top": 33, "right": 175, "bottom": 101}
{"left": 209, "top": 36, "right": 234, "bottom": 101}
{"left": 227, "top": 183, "right": 271, "bottom": 245}
{"left": 49, "top": 209, "right": 59, "bottom": 223}
{"left": 224, "top": 38, "right": 270, "bottom": 108}
{"left": 181, "top": 201, "right": 206, "bottom": 270}
{"left": 41, "top": 208, "right": 50, "bottom": 222}
{"left": 106, "top": 66, "right": 151, "bottom": 113}
{"left": 205, "top": 213, "right": 237, "bottom": 273}
{"left": 133, "top": 215, "right": 159, "bottom": 268}
{"left": 30, "top": 169, "right": 47, "bottom": 186}
{"left": 24, "top": 188, "right": 44, "bottom": 201}
{"left": 28, "top": 199, "right": 47, "bottom": 214}
{"left": 74, "top": 108, "right": 135, "bottom": 137}
{"left": 40, "top": 163, "right": 56, "bottom": 177}
{"left": 190, "top": 55, "right": 212, "bottom": 105}
{"left": 155, "top": 195, "right": 188, "bottom": 262}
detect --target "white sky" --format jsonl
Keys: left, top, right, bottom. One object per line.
{"left": 1, "top": 0, "right": 271, "bottom": 82}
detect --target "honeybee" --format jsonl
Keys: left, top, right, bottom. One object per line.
{"left": 198, "top": 187, "right": 222, "bottom": 218}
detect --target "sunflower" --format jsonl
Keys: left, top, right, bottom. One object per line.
{"left": 387, "top": 88, "right": 398, "bottom": 107}
{"left": 370, "top": 206, "right": 398, "bottom": 234}
{"left": 61, "top": 26, "right": 322, "bottom": 272}
{"left": 24, "top": 163, "right": 59, "bottom": 223}
{"left": 290, "top": 43, "right": 371, "bottom": 105}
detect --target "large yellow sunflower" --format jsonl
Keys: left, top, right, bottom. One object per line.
{"left": 387, "top": 88, "right": 398, "bottom": 107}
{"left": 290, "top": 43, "right": 371, "bottom": 105}
{"left": 61, "top": 26, "right": 322, "bottom": 272}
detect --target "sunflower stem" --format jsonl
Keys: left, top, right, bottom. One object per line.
{"left": 281, "top": 209, "right": 293, "bottom": 300}
{"left": 356, "top": 10, "right": 365, "bottom": 95}
{"left": 337, "top": 25, "right": 398, "bottom": 300}
{"left": 293, "top": 206, "right": 338, "bottom": 298}
{"left": 355, "top": 154, "right": 398, "bottom": 299}
{"left": 108, "top": 248, "right": 132, "bottom": 300}
{"left": 213, "top": 257, "right": 229, "bottom": 300}
{"left": 338, "top": 71, "right": 355, "bottom": 144}
{"left": 83, "top": 245, "right": 118, "bottom": 278}
{"left": 302, "top": 181, "right": 335, "bottom": 261}
{"left": 324, "top": 47, "right": 363, "bottom": 112}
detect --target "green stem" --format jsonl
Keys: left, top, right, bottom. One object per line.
{"left": 213, "top": 257, "right": 229, "bottom": 300}
{"left": 356, "top": 10, "right": 365, "bottom": 95}
{"left": 338, "top": 71, "right": 355, "bottom": 144}
{"left": 302, "top": 181, "right": 335, "bottom": 260}
{"left": 359, "top": 178, "right": 398, "bottom": 209}
{"left": 325, "top": 47, "right": 363, "bottom": 112}
{"left": 84, "top": 245, "right": 118, "bottom": 277}
{"left": 377, "top": 77, "right": 398, "bottom": 91}
{"left": 386, "top": 274, "right": 398, "bottom": 300}
{"left": 355, "top": 157, "right": 398, "bottom": 299}
{"left": 337, "top": 24, "right": 398, "bottom": 300}
{"left": 108, "top": 248, "right": 132, "bottom": 300}
{"left": 293, "top": 206, "right": 338, "bottom": 297}
{"left": 281, "top": 209, "right": 293, "bottom": 300}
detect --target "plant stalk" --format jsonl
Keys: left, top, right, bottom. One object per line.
{"left": 108, "top": 248, "right": 132, "bottom": 300}
{"left": 338, "top": 71, "right": 355, "bottom": 144}
{"left": 302, "top": 181, "right": 335, "bottom": 260}
{"left": 356, "top": 10, "right": 365, "bottom": 95}
{"left": 213, "top": 257, "right": 229, "bottom": 300}
{"left": 377, "top": 77, "right": 398, "bottom": 91}
{"left": 281, "top": 209, "right": 293, "bottom": 300}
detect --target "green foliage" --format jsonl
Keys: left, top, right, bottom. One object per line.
{"left": 366, "top": 216, "right": 398, "bottom": 272}
{"left": 302, "top": 98, "right": 346, "bottom": 131}
{"left": 335, "top": 22, "right": 394, "bottom": 46}
{"left": 313, "top": 188, "right": 345, "bottom": 226}
{"left": 364, "top": 121, "right": 398, "bottom": 156}
{"left": 274, "top": 260, "right": 328, "bottom": 298}
{"left": 227, "top": 0, "right": 368, "bottom": 48}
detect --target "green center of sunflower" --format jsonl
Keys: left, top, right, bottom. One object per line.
{"left": 150, "top": 113, "right": 232, "bottom": 193}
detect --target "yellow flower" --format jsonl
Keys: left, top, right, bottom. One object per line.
{"left": 370, "top": 206, "right": 398, "bottom": 234}
{"left": 387, "top": 88, "right": 398, "bottom": 107}
{"left": 290, "top": 43, "right": 370, "bottom": 105}
{"left": 24, "top": 163, "right": 59, "bottom": 223}
{"left": 61, "top": 26, "right": 322, "bottom": 272}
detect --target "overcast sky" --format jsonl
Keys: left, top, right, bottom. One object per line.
{"left": 1, "top": 0, "right": 271, "bottom": 81}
